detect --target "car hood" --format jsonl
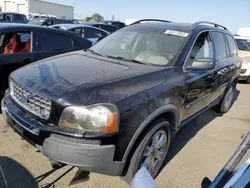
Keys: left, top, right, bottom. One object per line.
{"left": 11, "top": 51, "right": 166, "bottom": 105}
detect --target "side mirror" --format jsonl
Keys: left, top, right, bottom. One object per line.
{"left": 130, "top": 168, "right": 158, "bottom": 188}
{"left": 187, "top": 58, "right": 215, "bottom": 70}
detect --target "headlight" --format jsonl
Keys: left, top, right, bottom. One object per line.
{"left": 58, "top": 104, "right": 119, "bottom": 133}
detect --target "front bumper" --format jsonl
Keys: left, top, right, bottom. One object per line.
{"left": 1, "top": 95, "right": 125, "bottom": 176}
{"left": 239, "top": 63, "right": 250, "bottom": 80}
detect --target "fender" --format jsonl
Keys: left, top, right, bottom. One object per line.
{"left": 122, "top": 104, "right": 180, "bottom": 161}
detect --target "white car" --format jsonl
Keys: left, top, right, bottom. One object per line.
{"left": 234, "top": 32, "right": 250, "bottom": 83}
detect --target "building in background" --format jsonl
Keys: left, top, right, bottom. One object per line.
{"left": 0, "top": 0, "right": 74, "bottom": 19}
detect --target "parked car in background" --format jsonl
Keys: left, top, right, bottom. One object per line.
{"left": 0, "top": 12, "right": 28, "bottom": 24}
{"left": 50, "top": 24, "right": 109, "bottom": 43}
{"left": 0, "top": 23, "right": 92, "bottom": 96}
{"left": 28, "top": 18, "right": 74, "bottom": 27}
{"left": 111, "top": 21, "right": 126, "bottom": 29}
{"left": 85, "top": 22, "right": 118, "bottom": 33}
{"left": 1, "top": 19, "right": 241, "bottom": 183}
{"left": 26, "top": 13, "right": 56, "bottom": 21}
{"left": 102, "top": 20, "right": 126, "bottom": 29}
{"left": 234, "top": 31, "right": 250, "bottom": 83}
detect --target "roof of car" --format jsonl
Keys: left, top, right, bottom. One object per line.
{"left": 85, "top": 22, "right": 117, "bottom": 27}
{"left": 0, "top": 12, "right": 25, "bottom": 15}
{"left": 0, "top": 23, "right": 80, "bottom": 34}
{"left": 50, "top": 24, "right": 109, "bottom": 33}
{"left": 234, "top": 35, "right": 250, "bottom": 40}
{"left": 127, "top": 21, "right": 231, "bottom": 33}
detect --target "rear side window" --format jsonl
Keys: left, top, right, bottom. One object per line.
{"left": 84, "top": 27, "right": 107, "bottom": 38}
{"left": 211, "top": 32, "right": 227, "bottom": 62}
{"left": 225, "top": 34, "right": 238, "bottom": 56}
{"left": 100, "top": 25, "right": 117, "bottom": 33}
{"left": 35, "top": 31, "right": 73, "bottom": 51}
{"left": 13, "top": 14, "right": 26, "bottom": 21}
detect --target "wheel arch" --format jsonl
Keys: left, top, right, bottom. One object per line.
{"left": 122, "top": 104, "right": 180, "bottom": 162}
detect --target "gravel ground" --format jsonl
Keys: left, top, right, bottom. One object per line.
{"left": 0, "top": 83, "right": 249, "bottom": 188}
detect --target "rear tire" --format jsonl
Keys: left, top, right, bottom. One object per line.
{"left": 212, "top": 84, "right": 235, "bottom": 113}
{"left": 123, "top": 118, "right": 171, "bottom": 183}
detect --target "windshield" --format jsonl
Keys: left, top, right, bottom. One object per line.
{"left": 90, "top": 26, "right": 188, "bottom": 66}
{"left": 235, "top": 39, "right": 250, "bottom": 51}
{"left": 28, "top": 18, "right": 46, "bottom": 25}
{"left": 27, "top": 14, "right": 33, "bottom": 20}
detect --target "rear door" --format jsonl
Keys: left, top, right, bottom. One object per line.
{"left": 32, "top": 30, "right": 75, "bottom": 60}
{"left": 224, "top": 34, "right": 240, "bottom": 79}
{"left": 207, "top": 31, "right": 233, "bottom": 103}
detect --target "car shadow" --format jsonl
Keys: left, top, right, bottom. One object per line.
{"left": 0, "top": 156, "right": 38, "bottom": 188}
{"left": 158, "top": 89, "right": 240, "bottom": 179}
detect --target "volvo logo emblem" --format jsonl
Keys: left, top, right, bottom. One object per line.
{"left": 20, "top": 94, "right": 32, "bottom": 103}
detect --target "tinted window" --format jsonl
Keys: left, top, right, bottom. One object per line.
{"left": 72, "top": 38, "right": 91, "bottom": 49}
{"left": 225, "top": 35, "right": 237, "bottom": 56}
{"left": 69, "top": 28, "right": 84, "bottom": 37}
{"left": 187, "top": 32, "right": 213, "bottom": 66}
{"left": 36, "top": 31, "right": 72, "bottom": 51}
{"left": 100, "top": 25, "right": 117, "bottom": 33}
{"left": 211, "top": 32, "right": 227, "bottom": 61}
{"left": 14, "top": 14, "right": 26, "bottom": 21}
{"left": 84, "top": 27, "right": 107, "bottom": 39}
{"left": 235, "top": 38, "right": 250, "bottom": 51}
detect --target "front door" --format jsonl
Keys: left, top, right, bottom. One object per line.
{"left": 182, "top": 31, "right": 216, "bottom": 120}
{"left": 32, "top": 30, "right": 74, "bottom": 60}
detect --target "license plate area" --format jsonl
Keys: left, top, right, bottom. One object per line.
{"left": 12, "top": 120, "right": 23, "bottom": 136}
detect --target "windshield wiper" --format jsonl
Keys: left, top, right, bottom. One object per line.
{"left": 85, "top": 49, "right": 106, "bottom": 57}
{"left": 106, "top": 55, "right": 147, "bottom": 65}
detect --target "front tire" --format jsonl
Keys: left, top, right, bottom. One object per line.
{"left": 123, "top": 118, "right": 171, "bottom": 183}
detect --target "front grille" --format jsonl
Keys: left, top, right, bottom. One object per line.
{"left": 10, "top": 80, "right": 51, "bottom": 120}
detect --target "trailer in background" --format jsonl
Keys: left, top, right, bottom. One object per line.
{"left": 0, "top": 0, "right": 74, "bottom": 20}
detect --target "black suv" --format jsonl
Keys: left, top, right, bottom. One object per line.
{"left": 1, "top": 19, "right": 241, "bottom": 183}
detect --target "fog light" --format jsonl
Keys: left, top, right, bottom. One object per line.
{"left": 1, "top": 98, "right": 7, "bottom": 120}
{"left": 240, "top": 69, "right": 247, "bottom": 74}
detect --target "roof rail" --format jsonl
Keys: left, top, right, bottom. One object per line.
{"left": 130, "top": 19, "right": 172, "bottom": 25}
{"left": 192, "top": 21, "right": 228, "bottom": 30}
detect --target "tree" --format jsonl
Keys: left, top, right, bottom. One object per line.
{"left": 85, "top": 16, "right": 92, "bottom": 22}
{"left": 91, "top": 13, "right": 104, "bottom": 22}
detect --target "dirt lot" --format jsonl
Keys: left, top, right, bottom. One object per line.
{"left": 0, "top": 83, "right": 249, "bottom": 188}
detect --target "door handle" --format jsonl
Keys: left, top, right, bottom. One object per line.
{"left": 217, "top": 68, "right": 228, "bottom": 75}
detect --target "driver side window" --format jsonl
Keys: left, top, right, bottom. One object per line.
{"left": 187, "top": 32, "right": 214, "bottom": 66}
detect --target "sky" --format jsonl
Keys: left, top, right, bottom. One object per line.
{"left": 50, "top": 0, "right": 250, "bottom": 33}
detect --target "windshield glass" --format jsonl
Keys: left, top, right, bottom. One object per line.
{"left": 27, "top": 14, "right": 33, "bottom": 20}
{"left": 28, "top": 18, "right": 46, "bottom": 25}
{"left": 235, "top": 38, "right": 250, "bottom": 51}
{"left": 90, "top": 26, "right": 188, "bottom": 66}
